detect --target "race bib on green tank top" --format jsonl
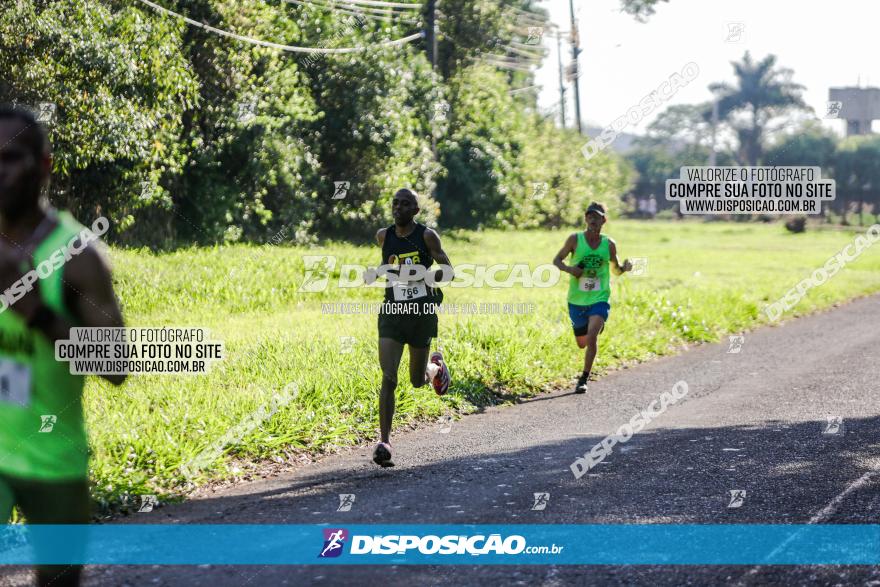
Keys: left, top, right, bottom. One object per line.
{"left": 567, "top": 233, "right": 611, "bottom": 306}
{"left": 578, "top": 276, "right": 601, "bottom": 292}
{"left": 0, "top": 358, "right": 32, "bottom": 407}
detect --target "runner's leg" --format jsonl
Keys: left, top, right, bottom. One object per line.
{"left": 0, "top": 476, "right": 12, "bottom": 522}
{"left": 408, "top": 345, "right": 436, "bottom": 387}
{"left": 14, "top": 476, "right": 90, "bottom": 587}
{"left": 378, "top": 337, "right": 405, "bottom": 444}
{"left": 582, "top": 314, "right": 605, "bottom": 376}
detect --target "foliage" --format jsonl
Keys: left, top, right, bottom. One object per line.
{"left": 764, "top": 122, "right": 837, "bottom": 169}
{"left": 639, "top": 103, "right": 714, "bottom": 149}
{"left": 709, "top": 52, "right": 809, "bottom": 166}
{"left": 833, "top": 134, "right": 880, "bottom": 220}
{"left": 1, "top": 0, "right": 628, "bottom": 245}
{"left": 0, "top": 0, "right": 199, "bottom": 243}
{"left": 626, "top": 143, "right": 734, "bottom": 203}
{"left": 619, "top": 0, "right": 670, "bottom": 22}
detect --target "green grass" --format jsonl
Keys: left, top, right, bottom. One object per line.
{"left": 85, "top": 220, "right": 880, "bottom": 512}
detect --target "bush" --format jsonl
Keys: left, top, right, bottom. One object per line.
{"left": 785, "top": 217, "right": 807, "bottom": 233}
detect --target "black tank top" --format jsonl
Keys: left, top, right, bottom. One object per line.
{"left": 380, "top": 223, "right": 440, "bottom": 304}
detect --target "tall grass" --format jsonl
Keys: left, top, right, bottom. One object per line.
{"left": 85, "top": 220, "right": 880, "bottom": 512}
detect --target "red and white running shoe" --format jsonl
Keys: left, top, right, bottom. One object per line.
{"left": 430, "top": 351, "right": 451, "bottom": 396}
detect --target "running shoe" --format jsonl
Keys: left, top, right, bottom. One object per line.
{"left": 574, "top": 372, "right": 589, "bottom": 394}
{"left": 372, "top": 442, "right": 394, "bottom": 467}
{"left": 430, "top": 351, "right": 450, "bottom": 395}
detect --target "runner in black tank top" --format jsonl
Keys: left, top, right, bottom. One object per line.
{"left": 380, "top": 222, "right": 440, "bottom": 307}
{"left": 367, "top": 189, "right": 453, "bottom": 467}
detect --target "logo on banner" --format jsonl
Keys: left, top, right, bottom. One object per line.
{"left": 319, "top": 528, "right": 348, "bottom": 558}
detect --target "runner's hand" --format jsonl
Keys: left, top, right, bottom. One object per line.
{"left": 622, "top": 259, "right": 633, "bottom": 273}
{"left": 568, "top": 265, "right": 584, "bottom": 278}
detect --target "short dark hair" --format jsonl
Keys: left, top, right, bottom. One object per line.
{"left": 394, "top": 188, "right": 419, "bottom": 204}
{"left": 0, "top": 104, "right": 50, "bottom": 161}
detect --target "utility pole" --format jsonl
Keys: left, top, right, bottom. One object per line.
{"left": 426, "top": 0, "right": 438, "bottom": 68}
{"left": 709, "top": 95, "right": 719, "bottom": 166}
{"left": 556, "top": 31, "right": 566, "bottom": 129}
{"left": 568, "top": 0, "right": 582, "bottom": 134}
{"left": 427, "top": 0, "right": 439, "bottom": 189}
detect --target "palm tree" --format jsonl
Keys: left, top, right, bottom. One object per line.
{"left": 710, "top": 52, "right": 808, "bottom": 166}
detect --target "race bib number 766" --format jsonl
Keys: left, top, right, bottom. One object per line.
{"left": 392, "top": 280, "right": 428, "bottom": 301}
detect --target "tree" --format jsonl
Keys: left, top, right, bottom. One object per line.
{"left": 710, "top": 52, "right": 808, "bottom": 166}
{"left": 436, "top": 0, "right": 546, "bottom": 82}
{"left": 1, "top": 0, "right": 629, "bottom": 244}
{"left": 0, "top": 0, "right": 199, "bottom": 244}
{"left": 630, "top": 103, "right": 734, "bottom": 216}
{"left": 834, "top": 135, "right": 880, "bottom": 225}
{"left": 626, "top": 144, "right": 735, "bottom": 215}
{"left": 619, "top": 0, "right": 670, "bottom": 21}
{"left": 764, "top": 123, "right": 837, "bottom": 169}
{"left": 764, "top": 123, "right": 838, "bottom": 223}
{"left": 626, "top": 146, "right": 674, "bottom": 207}
{"left": 637, "top": 103, "right": 718, "bottom": 150}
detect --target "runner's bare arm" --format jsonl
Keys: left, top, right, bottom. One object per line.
{"left": 609, "top": 240, "right": 632, "bottom": 274}
{"left": 365, "top": 228, "right": 388, "bottom": 285}
{"left": 553, "top": 233, "right": 582, "bottom": 277}
{"left": 64, "top": 244, "right": 127, "bottom": 385}
{"left": 423, "top": 228, "right": 453, "bottom": 282}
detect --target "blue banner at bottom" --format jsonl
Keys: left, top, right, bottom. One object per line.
{"left": 1, "top": 524, "right": 878, "bottom": 565}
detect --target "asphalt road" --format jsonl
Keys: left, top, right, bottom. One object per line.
{"left": 6, "top": 295, "right": 880, "bottom": 586}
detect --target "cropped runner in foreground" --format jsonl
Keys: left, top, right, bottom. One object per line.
{"left": 553, "top": 202, "right": 632, "bottom": 394}
{"left": 0, "top": 105, "right": 126, "bottom": 587}
{"left": 367, "top": 188, "right": 451, "bottom": 467}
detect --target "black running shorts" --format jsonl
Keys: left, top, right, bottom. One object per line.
{"left": 378, "top": 310, "right": 438, "bottom": 348}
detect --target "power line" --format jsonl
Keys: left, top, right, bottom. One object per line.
{"left": 507, "top": 4, "right": 549, "bottom": 21}
{"left": 508, "top": 84, "right": 542, "bottom": 95}
{"left": 492, "top": 52, "right": 542, "bottom": 67}
{"left": 326, "top": 0, "right": 421, "bottom": 8}
{"left": 508, "top": 39, "right": 545, "bottom": 50}
{"left": 287, "top": 0, "right": 418, "bottom": 17}
{"left": 541, "top": 101, "right": 563, "bottom": 122}
{"left": 481, "top": 57, "right": 534, "bottom": 72}
{"left": 513, "top": 16, "right": 546, "bottom": 28}
{"left": 500, "top": 44, "right": 546, "bottom": 59}
{"left": 136, "top": 0, "right": 424, "bottom": 54}
{"left": 286, "top": 0, "right": 385, "bottom": 20}
{"left": 285, "top": 0, "right": 418, "bottom": 24}
{"left": 485, "top": 56, "right": 538, "bottom": 68}
{"left": 509, "top": 5, "right": 547, "bottom": 17}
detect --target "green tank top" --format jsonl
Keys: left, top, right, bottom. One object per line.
{"left": 567, "top": 232, "right": 611, "bottom": 306}
{"left": 0, "top": 211, "right": 87, "bottom": 481}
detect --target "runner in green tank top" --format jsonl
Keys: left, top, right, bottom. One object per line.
{"left": 553, "top": 202, "right": 632, "bottom": 394}
{"left": 0, "top": 106, "right": 126, "bottom": 587}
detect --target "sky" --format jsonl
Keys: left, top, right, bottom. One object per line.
{"left": 531, "top": 0, "right": 880, "bottom": 136}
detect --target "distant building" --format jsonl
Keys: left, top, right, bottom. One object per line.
{"left": 828, "top": 87, "right": 880, "bottom": 136}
